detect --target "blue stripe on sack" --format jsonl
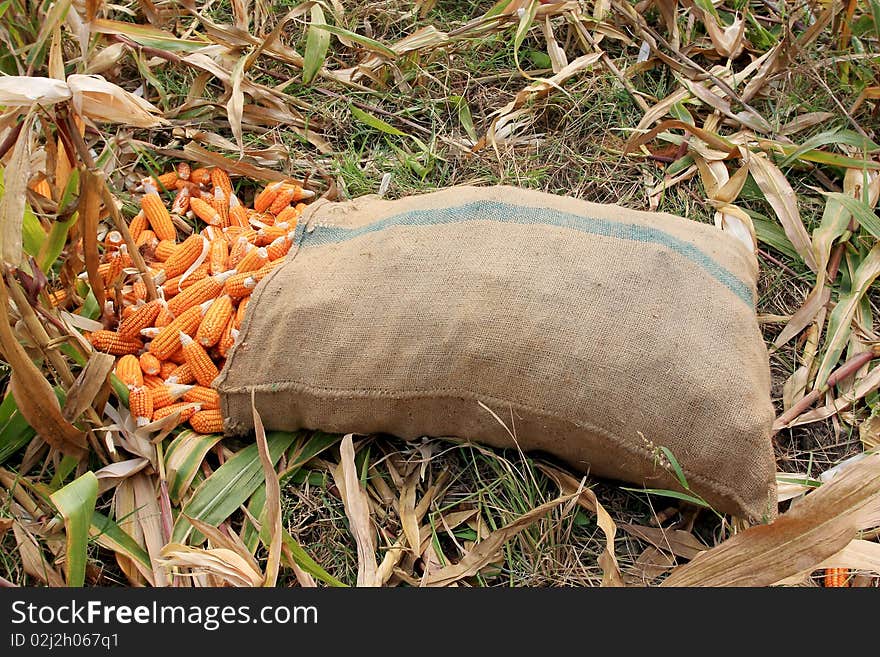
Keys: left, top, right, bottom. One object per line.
{"left": 301, "top": 199, "right": 754, "bottom": 306}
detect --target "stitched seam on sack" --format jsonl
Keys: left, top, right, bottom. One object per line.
{"left": 220, "top": 379, "right": 769, "bottom": 515}
{"left": 298, "top": 199, "right": 755, "bottom": 307}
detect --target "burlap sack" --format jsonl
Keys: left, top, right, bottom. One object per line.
{"left": 216, "top": 185, "right": 777, "bottom": 521}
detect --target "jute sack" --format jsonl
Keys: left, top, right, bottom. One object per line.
{"left": 216, "top": 185, "right": 776, "bottom": 521}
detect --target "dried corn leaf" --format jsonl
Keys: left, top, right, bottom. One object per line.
{"left": 67, "top": 74, "right": 166, "bottom": 127}
{"left": 61, "top": 352, "right": 114, "bottom": 423}
{"left": 158, "top": 544, "right": 263, "bottom": 586}
{"left": 333, "top": 435, "right": 378, "bottom": 587}
{"left": 13, "top": 521, "right": 64, "bottom": 587}
{"left": 252, "top": 396, "right": 281, "bottom": 587}
{"left": 661, "top": 453, "right": 880, "bottom": 586}
{"left": 0, "top": 77, "right": 71, "bottom": 106}
{"left": 0, "top": 112, "right": 34, "bottom": 266}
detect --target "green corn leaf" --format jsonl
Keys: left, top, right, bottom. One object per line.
{"left": 0, "top": 391, "right": 36, "bottom": 465}
{"left": 302, "top": 4, "right": 330, "bottom": 85}
{"left": 823, "top": 192, "right": 880, "bottom": 240}
{"left": 50, "top": 472, "right": 98, "bottom": 586}
{"left": 165, "top": 430, "right": 223, "bottom": 505}
{"left": 311, "top": 24, "right": 396, "bottom": 58}
{"left": 90, "top": 511, "right": 152, "bottom": 575}
{"left": 350, "top": 105, "right": 407, "bottom": 137}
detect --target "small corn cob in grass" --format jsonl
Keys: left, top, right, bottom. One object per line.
{"left": 190, "top": 196, "right": 223, "bottom": 226}
{"left": 153, "top": 402, "right": 201, "bottom": 425}
{"left": 162, "top": 234, "right": 207, "bottom": 278}
{"left": 117, "top": 299, "right": 162, "bottom": 340}
{"left": 235, "top": 246, "right": 268, "bottom": 273}
{"left": 148, "top": 302, "right": 211, "bottom": 359}
{"left": 209, "top": 238, "right": 229, "bottom": 275}
{"left": 166, "top": 363, "right": 194, "bottom": 385}
{"left": 141, "top": 183, "right": 177, "bottom": 241}
{"left": 184, "top": 385, "right": 221, "bottom": 410}
{"left": 197, "top": 294, "right": 233, "bottom": 347}
{"left": 115, "top": 354, "right": 144, "bottom": 388}
{"left": 180, "top": 332, "right": 220, "bottom": 387}
{"left": 166, "top": 271, "right": 233, "bottom": 316}
{"left": 128, "top": 386, "right": 153, "bottom": 427}
{"left": 139, "top": 352, "right": 162, "bottom": 376}
{"left": 89, "top": 330, "right": 143, "bottom": 355}
{"left": 190, "top": 408, "right": 224, "bottom": 434}
{"left": 824, "top": 568, "right": 850, "bottom": 587}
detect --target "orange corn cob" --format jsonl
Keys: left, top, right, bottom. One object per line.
{"left": 162, "top": 234, "right": 206, "bottom": 278}
{"left": 824, "top": 568, "right": 850, "bottom": 587}
{"left": 160, "top": 361, "right": 179, "bottom": 379}
{"left": 166, "top": 363, "right": 194, "bottom": 385}
{"left": 167, "top": 346, "right": 188, "bottom": 365}
{"left": 129, "top": 212, "right": 148, "bottom": 242}
{"left": 135, "top": 228, "right": 158, "bottom": 250}
{"left": 171, "top": 185, "right": 191, "bottom": 215}
{"left": 223, "top": 226, "right": 257, "bottom": 244}
{"left": 212, "top": 187, "right": 230, "bottom": 227}
{"left": 196, "top": 294, "right": 233, "bottom": 347}
{"left": 180, "top": 262, "right": 211, "bottom": 288}
{"left": 268, "top": 186, "right": 298, "bottom": 215}
{"left": 117, "top": 299, "right": 161, "bottom": 340}
{"left": 190, "top": 196, "right": 222, "bottom": 226}
{"left": 104, "top": 230, "right": 125, "bottom": 248}
{"left": 209, "top": 238, "right": 229, "bottom": 275}
{"left": 218, "top": 316, "right": 238, "bottom": 357}
{"left": 143, "top": 374, "right": 165, "bottom": 389}
{"left": 149, "top": 383, "right": 193, "bottom": 409}
{"left": 30, "top": 178, "right": 53, "bottom": 199}
{"left": 140, "top": 327, "right": 161, "bottom": 340}
{"left": 89, "top": 330, "right": 143, "bottom": 355}
{"left": 234, "top": 246, "right": 267, "bottom": 273}
{"left": 128, "top": 385, "right": 153, "bottom": 427}
{"left": 256, "top": 223, "right": 290, "bottom": 246}
{"left": 154, "top": 239, "right": 177, "bottom": 262}
{"left": 139, "top": 351, "right": 162, "bottom": 376}
{"left": 223, "top": 271, "right": 258, "bottom": 299}
{"left": 266, "top": 234, "right": 293, "bottom": 261}
{"left": 114, "top": 354, "right": 144, "bottom": 387}
{"left": 228, "top": 195, "right": 249, "bottom": 228}
{"left": 190, "top": 408, "right": 224, "bottom": 434}
{"left": 48, "top": 289, "right": 69, "bottom": 308}
{"left": 228, "top": 237, "right": 252, "bottom": 268}
{"left": 166, "top": 272, "right": 230, "bottom": 316}
{"left": 274, "top": 205, "right": 301, "bottom": 225}
{"left": 152, "top": 401, "right": 201, "bottom": 425}
{"left": 141, "top": 188, "right": 176, "bottom": 241}
{"left": 151, "top": 171, "right": 178, "bottom": 191}
{"left": 210, "top": 168, "right": 232, "bottom": 196}
{"left": 101, "top": 255, "right": 125, "bottom": 286}
{"left": 177, "top": 162, "right": 191, "bottom": 181}
{"left": 190, "top": 168, "right": 212, "bottom": 186}
{"left": 180, "top": 332, "right": 219, "bottom": 387}
{"left": 234, "top": 296, "right": 249, "bottom": 329}
{"left": 154, "top": 305, "right": 174, "bottom": 327}
{"left": 254, "top": 181, "right": 284, "bottom": 213}
{"left": 184, "top": 386, "right": 220, "bottom": 410}
{"left": 148, "top": 302, "right": 211, "bottom": 359}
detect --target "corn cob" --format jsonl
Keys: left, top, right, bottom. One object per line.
{"left": 274, "top": 205, "right": 301, "bottom": 225}
{"left": 31, "top": 178, "right": 53, "bottom": 199}
{"left": 154, "top": 239, "right": 177, "bottom": 262}
{"left": 143, "top": 374, "right": 164, "bottom": 389}
{"left": 824, "top": 568, "right": 850, "bottom": 587}
{"left": 209, "top": 238, "right": 229, "bottom": 275}
{"left": 180, "top": 332, "right": 220, "bottom": 387}
{"left": 128, "top": 386, "right": 153, "bottom": 427}
{"left": 153, "top": 401, "right": 201, "bottom": 425}
{"left": 266, "top": 234, "right": 293, "bottom": 261}
{"left": 140, "top": 327, "right": 161, "bottom": 340}
{"left": 210, "top": 168, "right": 232, "bottom": 196}
{"left": 256, "top": 223, "right": 290, "bottom": 246}
{"left": 89, "top": 330, "right": 143, "bottom": 355}
{"left": 254, "top": 182, "right": 284, "bottom": 213}
{"left": 190, "top": 197, "right": 222, "bottom": 226}
{"left": 148, "top": 302, "right": 211, "bottom": 359}
{"left": 234, "top": 296, "right": 249, "bottom": 330}
{"left": 268, "top": 186, "right": 298, "bottom": 215}
{"left": 117, "top": 299, "right": 162, "bottom": 340}
{"left": 139, "top": 351, "right": 162, "bottom": 376}
{"left": 183, "top": 385, "right": 221, "bottom": 410}
{"left": 218, "top": 316, "right": 238, "bottom": 357}
{"left": 48, "top": 288, "right": 69, "bottom": 308}
{"left": 196, "top": 295, "right": 233, "bottom": 347}
{"left": 180, "top": 262, "right": 211, "bottom": 288}
{"left": 213, "top": 187, "right": 230, "bottom": 227}
{"left": 223, "top": 226, "right": 257, "bottom": 244}
{"left": 171, "top": 184, "right": 191, "bottom": 215}
{"left": 176, "top": 162, "right": 191, "bottom": 181}
{"left": 160, "top": 361, "right": 178, "bottom": 379}
{"left": 135, "top": 228, "right": 158, "bottom": 250}
{"left": 166, "top": 272, "right": 231, "bottom": 316}
{"left": 162, "top": 234, "right": 206, "bottom": 278}
{"left": 190, "top": 408, "right": 224, "bottom": 434}
{"left": 104, "top": 230, "right": 124, "bottom": 248}
{"left": 166, "top": 363, "right": 194, "bottom": 385}
{"left": 228, "top": 195, "right": 249, "bottom": 228}
{"left": 228, "top": 237, "right": 252, "bottom": 268}
{"left": 101, "top": 255, "right": 125, "bottom": 286}
{"left": 154, "top": 305, "right": 174, "bottom": 327}
{"left": 115, "top": 354, "right": 144, "bottom": 387}
{"left": 141, "top": 187, "right": 176, "bottom": 241}
{"left": 149, "top": 383, "right": 193, "bottom": 409}
{"left": 129, "top": 212, "right": 148, "bottom": 242}
{"left": 167, "top": 346, "right": 188, "bottom": 365}
{"left": 234, "top": 246, "right": 267, "bottom": 273}
{"left": 223, "top": 271, "right": 258, "bottom": 299}
{"left": 190, "top": 167, "right": 212, "bottom": 186}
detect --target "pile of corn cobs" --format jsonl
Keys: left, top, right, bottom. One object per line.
{"left": 85, "top": 163, "right": 312, "bottom": 434}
